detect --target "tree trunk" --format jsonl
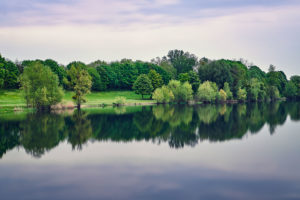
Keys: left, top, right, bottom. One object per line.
{"left": 77, "top": 103, "right": 81, "bottom": 110}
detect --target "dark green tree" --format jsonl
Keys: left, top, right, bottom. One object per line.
{"left": 167, "top": 50, "right": 198, "bottom": 74}
{"left": 132, "top": 74, "right": 153, "bottom": 99}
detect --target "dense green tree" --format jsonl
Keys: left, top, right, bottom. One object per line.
{"left": 284, "top": 81, "right": 298, "bottom": 99}
{"left": 148, "top": 69, "right": 163, "bottom": 91}
{"left": 178, "top": 73, "right": 189, "bottom": 83}
{"left": 66, "top": 64, "right": 92, "bottom": 109}
{"left": 267, "top": 86, "right": 280, "bottom": 101}
{"left": 20, "top": 62, "right": 63, "bottom": 110}
{"left": 219, "top": 89, "right": 227, "bottom": 101}
{"left": 44, "top": 59, "right": 67, "bottom": 86}
{"left": 197, "top": 81, "right": 218, "bottom": 102}
{"left": 198, "top": 60, "right": 233, "bottom": 89}
{"left": 167, "top": 50, "right": 198, "bottom": 74}
{"left": 87, "top": 67, "right": 105, "bottom": 91}
{"left": 246, "top": 78, "right": 265, "bottom": 101}
{"left": 267, "top": 70, "right": 287, "bottom": 94}
{"left": 223, "top": 82, "right": 233, "bottom": 100}
{"left": 248, "top": 65, "right": 266, "bottom": 82}
{"left": 290, "top": 75, "right": 300, "bottom": 98}
{"left": 133, "top": 74, "right": 153, "bottom": 99}
{"left": 188, "top": 71, "right": 200, "bottom": 93}
{"left": 0, "top": 55, "right": 20, "bottom": 89}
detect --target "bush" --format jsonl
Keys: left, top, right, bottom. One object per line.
{"left": 152, "top": 85, "right": 174, "bottom": 103}
{"left": 219, "top": 89, "right": 227, "bottom": 101}
{"left": 167, "top": 80, "right": 193, "bottom": 102}
{"left": 113, "top": 96, "right": 126, "bottom": 106}
{"left": 223, "top": 82, "right": 233, "bottom": 100}
{"left": 237, "top": 88, "right": 247, "bottom": 101}
{"left": 197, "top": 81, "right": 218, "bottom": 102}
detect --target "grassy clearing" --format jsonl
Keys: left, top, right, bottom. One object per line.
{"left": 0, "top": 89, "right": 155, "bottom": 112}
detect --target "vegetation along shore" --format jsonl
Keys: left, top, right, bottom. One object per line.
{"left": 0, "top": 49, "right": 299, "bottom": 112}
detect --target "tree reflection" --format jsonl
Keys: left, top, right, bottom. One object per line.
{"left": 67, "top": 110, "right": 92, "bottom": 150}
{"left": 0, "top": 101, "right": 299, "bottom": 158}
{"left": 19, "top": 113, "right": 65, "bottom": 158}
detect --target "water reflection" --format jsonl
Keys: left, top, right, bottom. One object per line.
{"left": 0, "top": 102, "right": 299, "bottom": 158}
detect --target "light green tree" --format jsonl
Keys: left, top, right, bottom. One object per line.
{"left": 152, "top": 85, "right": 174, "bottom": 103}
{"left": 66, "top": 65, "right": 92, "bottom": 109}
{"left": 223, "top": 82, "right": 233, "bottom": 100}
{"left": 133, "top": 74, "right": 153, "bottom": 99}
{"left": 237, "top": 88, "right": 247, "bottom": 101}
{"left": 167, "top": 80, "right": 193, "bottom": 102}
{"left": 197, "top": 81, "right": 218, "bottom": 102}
{"left": 20, "top": 62, "right": 63, "bottom": 110}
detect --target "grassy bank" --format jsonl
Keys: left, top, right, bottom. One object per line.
{"left": 0, "top": 90, "right": 155, "bottom": 112}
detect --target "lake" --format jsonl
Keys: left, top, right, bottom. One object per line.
{"left": 0, "top": 102, "right": 300, "bottom": 200}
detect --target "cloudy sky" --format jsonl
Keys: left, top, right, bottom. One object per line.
{"left": 0, "top": 0, "right": 299, "bottom": 77}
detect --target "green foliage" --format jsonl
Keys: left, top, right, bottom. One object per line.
{"left": 247, "top": 78, "right": 265, "bottom": 101}
{"left": 66, "top": 64, "right": 92, "bottom": 108}
{"left": 87, "top": 67, "right": 105, "bottom": 91}
{"left": 44, "top": 59, "right": 67, "bottom": 86}
{"left": 132, "top": 74, "right": 153, "bottom": 99}
{"left": 197, "top": 81, "right": 218, "bottom": 102}
{"left": 0, "top": 55, "right": 20, "bottom": 89}
{"left": 219, "top": 89, "right": 227, "bottom": 101}
{"left": 20, "top": 62, "right": 63, "bottom": 109}
{"left": 188, "top": 71, "right": 200, "bottom": 93}
{"left": 267, "top": 70, "right": 287, "bottom": 94}
{"left": 167, "top": 49, "right": 198, "bottom": 74}
{"left": 223, "top": 82, "right": 233, "bottom": 100}
{"left": 113, "top": 96, "right": 126, "bottom": 106}
{"left": 267, "top": 86, "right": 280, "bottom": 101}
{"left": 148, "top": 69, "right": 163, "bottom": 91}
{"left": 152, "top": 85, "right": 174, "bottom": 103}
{"left": 284, "top": 81, "right": 298, "bottom": 99}
{"left": 178, "top": 73, "right": 189, "bottom": 83}
{"left": 237, "top": 88, "right": 247, "bottom": 101}
{"left": 167, "top": 80, "right": 193, "bottom": 103}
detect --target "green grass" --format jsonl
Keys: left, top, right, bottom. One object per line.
{"left": 0, "top": 89, "right": 155, "bottom": 111}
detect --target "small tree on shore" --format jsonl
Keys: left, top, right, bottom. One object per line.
{"left": 20, "top": 62, "right": 63, "bottom": 110}
{"left": 66, "top": 65, "right": 92, "bottom": 109}
{"left": 133, "top": 74, "right": 153, "bottom": 99}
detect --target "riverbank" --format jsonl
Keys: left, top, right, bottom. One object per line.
{"left": 0, "top": 90, "right": 156, "bottom": 113}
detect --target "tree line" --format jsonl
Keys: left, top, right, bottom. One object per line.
{"left": 0, "top": 49, "right": 300, "bottom": 109}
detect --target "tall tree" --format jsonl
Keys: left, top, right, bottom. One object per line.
{"left": 148, "top": 69, "right": 163, "bottom": 91}
{"left": 20, "top": 62, "right": 63, "bottom": 110}
{"left": 66, "top": 65, "right": 92, "bottom": 109}
{"left": 167, "top": 50, "right": 198, "bottom": 74}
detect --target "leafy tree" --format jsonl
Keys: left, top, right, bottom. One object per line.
{"left": 290, "top": 75, "right": 300, "bottom": 98}
{"left": 188, "top": 71, "right": 200, "bottom": 93}
{"left": 284, "top": 81, "right": 298, "bottom": 99}
{"left": 219, "top": 89, "right": 227, "bottom": 101}
{"left": 133, "top": 74, "right": 153, "bottom": 99}
{"left": 66, "top": 65, "right": 92, "bottom": 109}
{"left": 237, "top": 88, "right": 247, "bottom": 101}
{"left": 246, "top": 78, "right": 264, "bottom": 101}
{"left": 87, "top": 67, "right": 104, "bottom": 91}
{"left": 198, "top": 60, "right": 233, "bottom": 89}
{"left": 4, "top": 60, "right": 19, "bottom": 89}
{"left": 223, "top": 82, "right": 233, "bottom": 100}
{"left": 44, "top": 59, "right": 67, "bottom": 86}
{"left": 152, "top": 85, "right": 174, "bottom": 103}
{"left": 197, "top": 81, "right": 218, "bottom": 102}
{"left": 167, "top": 80, "right": 193, "bottom": 102}
{"left": 20, "top": 62, "right": 63, "bottom": 110}
{"left": 178, "top": 73, "right": 189, "bottom": 83}
{"left": 267, "top": 86, "right": 280, "bottom": 101}
{"left": 248, "top": 65, "right": 266, "bottom": 82}
{"left": 267, "top": 70, "right": 287, "bottom": 94}
{"left": 167, "top": 50, "right": 198, "bottom": 74}
{"left": 148, "top": 69, "right": 163, "bottom": 91}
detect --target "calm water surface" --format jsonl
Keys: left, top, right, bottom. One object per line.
{"left": 0, "top": 102, "right": 300, "bottom": 200}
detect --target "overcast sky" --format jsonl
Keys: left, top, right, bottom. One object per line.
{"left": 0, "top": 0, "right": 299, "bottom": 77}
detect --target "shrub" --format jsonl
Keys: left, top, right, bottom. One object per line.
{"left": 167, "top": 80, "right": 193, "bottom": 102}
{"left": 113, "top": 96, "right": 126, "bottom": 106}
{"left": 152, "top": 85, "right": 174, "bottom": 103}
{"left": 219, "top": 89, "right": 227, "bottom": 101}
{"left": 197, "top": 81, "right": 218, "bottom": 102}
{"left": 237, "top": 88, "right": 247, "bottom": 101}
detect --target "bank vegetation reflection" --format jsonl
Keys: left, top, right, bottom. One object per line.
{"left": 0, "top": 102, "right": 299, "bottom": 158}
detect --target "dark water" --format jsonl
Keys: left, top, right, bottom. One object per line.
{"left": 0, "top": 102, "right": 300, "bottom": 200}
